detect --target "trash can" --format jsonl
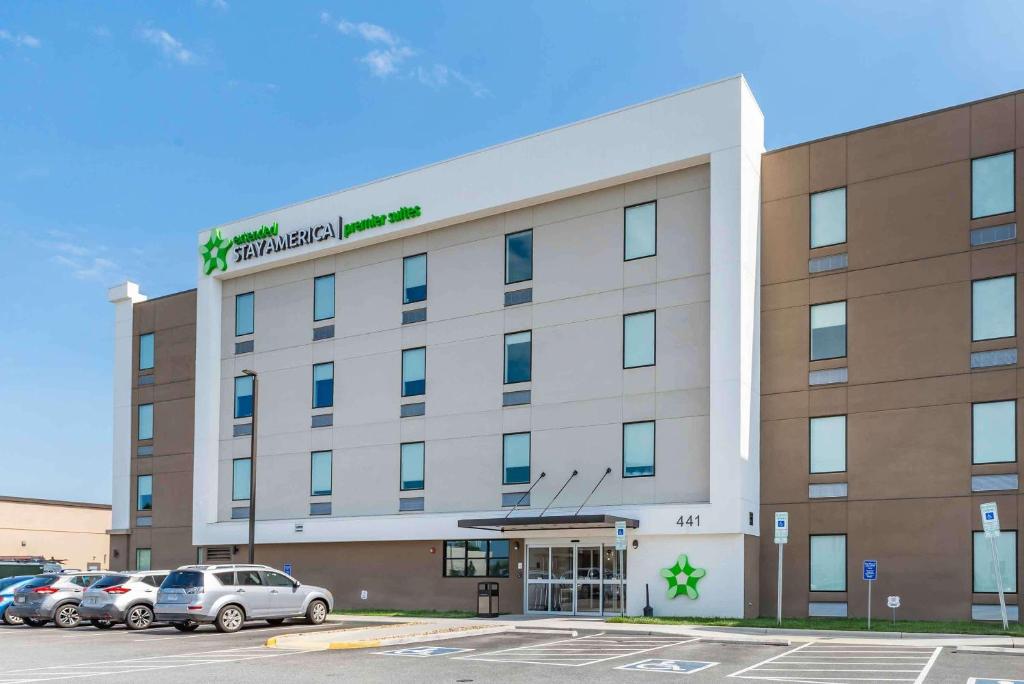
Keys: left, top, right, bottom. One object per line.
{"left": 477, "top": 581, "right": 499, "bottom": 617}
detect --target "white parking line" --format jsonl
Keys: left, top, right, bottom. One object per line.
{"left": 0, "top": 646, "right": 315, "bottom": 683}
{"left": 456, "top": 633, "right": 698, "bottom": 667}
{"left": 729, "top": 642, "right": 942, "bottom": 684}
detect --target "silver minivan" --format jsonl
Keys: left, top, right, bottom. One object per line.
{"left": 78, "top": 571, "right": 169, "bottom": 630}
{"left": 154, "top": 564, "right": 333, "bottom": 633}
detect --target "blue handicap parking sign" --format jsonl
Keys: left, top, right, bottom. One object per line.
{"left": 376, "top": 646, "right": 472, "bottom": 658}
{"left": 863, "top": 559, "right": 877, "bottom": 581}
{"left": 283, "top": 563, "right": 292, "bottom": 575}
{"left": 617, "top": 659, "right": 718, "bottom": 674}
{"left": 985, "top": 511, "right": 996, "bottom": 520}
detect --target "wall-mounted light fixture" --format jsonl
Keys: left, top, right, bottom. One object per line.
{"left": 632, "top": 539, "right": 639, "bottom": 550}
{"left": 513, "top": 542, "right": 520, "bottom": 551}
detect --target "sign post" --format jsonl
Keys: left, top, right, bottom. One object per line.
{"left": 862, "top": 560, "right": 878, "bottom": 629}
{"left": 887, "top": 595, "right": 900, "bottom": 626}
{"left": 774, "top": 512, "right": 789, "bottom": 626}
{"left": 980, "top": 502, "right": 1009, "bottom": 630}
{"left": 615, "top": 520, "right": 627, "bottom": 617}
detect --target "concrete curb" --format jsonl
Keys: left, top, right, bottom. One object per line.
{"left": 267, "top": 624, "right": 513, "bottom": 651}
{"left": 955, "top": 645, "right": 1024, "bottom": 657}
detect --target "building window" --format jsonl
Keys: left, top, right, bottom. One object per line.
{"left": 232, "top": 458, "right": 251, "bottom": 501}
{"left": 504, "top": 331, "right": 532, "bottom": 384}
{"left": 403, "top": 254, "right": 427, "bottom": 304}
{"left": 810, "top": 187, "right": 846, "bottom": 248}
{"left": 972, "top": 151, "right": 1015, "bottom": 219}
{"left": 810, "top": 415, "right": 846, "bottom": 473}
{"left": 310, "top": 450, "right": 332, "bottom": 496}
{"left": 810, "top": 301, "right": 847, "bottom": 361}
{"left": 623, "top": 421, "right": 655, "bottom": 478}
{"left": 139, "top": 333, "right": 154, "bottom": 370}
{"left": 402, "top": 347, "right": 426, "bottom": 397}
{"left": 443, "top": 540, "right": 510, "bottom": 577}
{"left": 810, "top": 534, "right": 847, "bottom": 591}
{"left": 400, "top": 442, "right": 425, "bottom": 491}
{"left": 624, "top": 201, "right": 656, "bottom": 261}
{"left": 972, "top": 276, "right": 1016, "bottom": 341}
{"left": 503, "top": 433, "right": 531, "bottom": 485}
{"left": 137, "top": 475, "right": 152, "bottom": 511}
{"left": 235, "top": 292, "right": 254, "bottom": 336}
{"left": 973, "top": 401, "right": 1016, "bottom": 464}
{"left": 973, "top": 531, "right": 1018, "bottom": 593}
{"left": 135, "top": 548, "right": 152, "bottom": 571}
{"left": 234, "top": 375, "right": 254, "bottom": 419}
{"left": 312, "top": 362, "right": 334, "bottom": 409}
{"left": 505, "top": 229, "right": 533, "bottom": 284}
{"left": 623, "top": 311, "right": 656, "bottom": 368}
{"left": 314, "top": 274, "right": 335, "bottom": 321}
{"left": 137, "top": 403, "right": 153, "bottom": 441}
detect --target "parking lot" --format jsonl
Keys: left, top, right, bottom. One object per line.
{"left": 1, "top": 621, "right": 1023, "bottom": 683}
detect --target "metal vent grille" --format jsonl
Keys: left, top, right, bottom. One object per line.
{"left": 971, "top": 348, "right": 1018, "bottom": 369}
{"left": 972, "top": 603, "right": 1020, "bottom": 621}
{"left": 971, "top": 474, "right": 1018, "bottom": 492}
{"left": 809, "top": 253, "right": 848, "bottom": 274}
{"left": 809, "top": 602, "right": 848, "bottom": 617}
{"left": 205, "top": 546, "right": 232, "bottom": 562}
{"left": 970, "top": 223, "right": 1016, "bottom": 247}
{"left": 399, "top": 497, "right": 424, "bottom": 512}
{"left": 809, "top": 367, "right": 848, "bottom": 386}
{"left": 809, "top": 483, "right": 848, "bottom": 498}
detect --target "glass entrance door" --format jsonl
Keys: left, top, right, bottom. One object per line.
{"left": 525, "top": 543, "right": 625, "bottom": 615}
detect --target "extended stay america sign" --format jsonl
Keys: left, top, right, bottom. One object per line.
{"left": 199, "top": 205, "right": 422, "bottom": 275}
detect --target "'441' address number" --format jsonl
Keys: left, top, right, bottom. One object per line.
{"left": 676, "top": 515, "right": 700, "bottom": 528}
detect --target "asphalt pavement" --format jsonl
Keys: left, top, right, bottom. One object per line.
{"left": 1, "top": 620, "right": 1022, "bottom": 683}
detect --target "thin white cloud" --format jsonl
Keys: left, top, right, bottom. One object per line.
{"left": 321, "top": 11, "right": 486, "bottom": 96}
{"left": 198, "top": 0, "right": 229, "bottom": 9}
{"left": 138, "top": 25, "right": 197, "bottom": 65}
{"left": 0, "top": 29, "right": 41, "bottom": 48}
{"left": 50, "top": 254, "right": 121, "bottom": 282}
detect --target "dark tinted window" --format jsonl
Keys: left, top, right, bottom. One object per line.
{"left": 505, "top": 230, "right": 533, "bottom": 284}
{"left": 91, "top": 575, "right": 130, "bottom": 589}
{"left": 237, "top": 570, "right": 263, "bottom": 586}
{"left": 162, "top": 571, "right": 204, "bottom": 589}
{"left": 19, "top": 576, "right": 58, "bottom": 589}
{"left": 213, "top": 571, "right": 236, "bottom": 585}
{"left": 262, "top": 572, "right": 293, "bottom": 587}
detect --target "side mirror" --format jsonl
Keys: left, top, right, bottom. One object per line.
{"left": 293, "top": 581, "right": 301, "bottom": 589}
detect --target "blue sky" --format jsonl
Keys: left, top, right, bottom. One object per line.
{"left": 1, "top": 1, "right": 1022, "bottom": 504}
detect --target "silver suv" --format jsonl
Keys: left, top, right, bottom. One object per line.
{"left": 78, "top": 571, "right": 169, "bottom": 630}
{"left": 154, "top": 564, "right": 333, "bottom": 633}
{"left": 9, "top": 572, "right": 115, "bottom": 628}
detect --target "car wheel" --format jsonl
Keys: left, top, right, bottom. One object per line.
{"left": 91, "top": 620, "right": 114, "bottom": 629}
{"left": 125, "top": 605, "right": 154, "bottom": 631}
{"left": 214, "top": 605, "right": 245, "bottom": 633}
{"left": 266, "top": 618, "right": 285, "bottom": 626}
{"left": 306, "top": 599, "right": 328, "bottom": 625}
{"left": 54, "top": 604, "right": 81, "bottom": 628}
{"left": 2, "top": 609, "right": 24, "bottom": 626}
{"left": 172, "top": 621, "right": 199, "bottom": 632}
{"left": 23, "top": 618, "right": 47, "bottom": 627}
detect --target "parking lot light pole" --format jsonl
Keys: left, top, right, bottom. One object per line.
{"left": 242, "top": 369, "right": 258, "bottom": 564}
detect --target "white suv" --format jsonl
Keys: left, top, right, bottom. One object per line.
{"left": 79, "top": 571, "right": 169, "bottom": 630}
{"left": 154, "top": 564, "right": 333, "bottom": 633}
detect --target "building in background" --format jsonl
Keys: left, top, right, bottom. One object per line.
{"left": 110, "top": 75, "right": 763, "bottom": 617}
{"left": 0, "top": 496, "right": 111, "bottom": 571}
{"left": 761, "top": 90, "right": 1023, "bottom": 622}
{"left": 106, "top": 78, "right": 1024, "bottom": 621}
{"left": 106, "top": 286, "right": 197, "bottom": 572}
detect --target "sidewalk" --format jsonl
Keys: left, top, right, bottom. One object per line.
{"left": 266, "top": 613, "right": 1024, "bottom": 651}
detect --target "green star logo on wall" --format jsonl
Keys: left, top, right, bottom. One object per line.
{"left": 200, "top": 228, "right": 233, "bottom": 275}
{"left": 660, "top": 554, "right": 706, "bottom": 600}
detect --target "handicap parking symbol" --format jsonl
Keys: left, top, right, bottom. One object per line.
{"left": 617, "top": 659, "right": 718, "bottom": 674}
{"left": 375, "top": 646, "right": 473, "bottom": 658}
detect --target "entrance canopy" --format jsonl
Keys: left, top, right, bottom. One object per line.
{"left": 457, "top": 514, "right": 640, "bottom": 533}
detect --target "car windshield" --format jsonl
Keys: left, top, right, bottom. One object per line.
{"left": 90, "top": 575, "right": 130, "bottom": 589}
{"left": 18, "top": 576, "right": 58, "bottom": 590}
{"left": 162, "top": 571, "right": 204, "bottom": 589}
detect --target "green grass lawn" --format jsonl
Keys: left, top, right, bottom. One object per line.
{"left": 607, "top": 615, "right": 1024, "bottom": 637}
{"left": 331, "top": 608, "right": 477, "bottom": 619}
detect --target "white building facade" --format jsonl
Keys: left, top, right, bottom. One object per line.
{"left": 115, "top": 76, "right": 763, "bottom": 617}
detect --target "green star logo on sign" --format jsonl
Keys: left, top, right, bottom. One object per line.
{"left": 660, "top": 554, "right": 706, "bottom": 600}
{"left": 200, "top": 228, "right": 233, "bottom": 275}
